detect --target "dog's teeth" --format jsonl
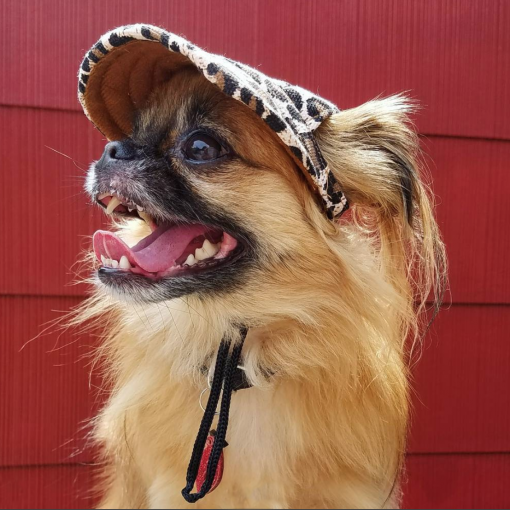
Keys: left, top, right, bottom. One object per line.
{"left": 195, "top": 240, "right": 221, "bottom": 261}
{"left": 136, "top": 205, "right": 144, "bottom": 212}
{"left": 100, "top": 254, "right": 106, "bottom": 266}
{"left": 111, "top": 259, "right": 119, "bottom": 268}
{"left": 194, "top": 247, "right": 207, "bottom": 261}
{"left": 119, "top": 256, "right": 131, "bottom": 269}
{"left": 106, "top": 196, "right": 121, "bottom": 214}
{"left": 104, "top": 258, "right": 111, "bottom": 267}
{"left": 97, "top": 192, "right": 110, "bottom": 200}
{"left": 128, "top": 207, "right": 135, "bottom": 212}
{"left": 202, "top": 239, "right": 220, "bottom": 258}
{"left": 138, "top": 211, "right": 151, "bottom": 224}
{"left": 185, "top": 254, "right": 196, "bottom": 266}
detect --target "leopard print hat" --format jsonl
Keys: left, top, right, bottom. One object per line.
{"left": 78, "top": 24, "right": 348, "bottom": 219}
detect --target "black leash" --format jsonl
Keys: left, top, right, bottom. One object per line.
{"left": 182, "top": 327, "right": 248, "bottom": 503}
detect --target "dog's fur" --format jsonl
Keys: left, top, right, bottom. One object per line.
{"left": 75, "top": 66, "right": 446, "bottom": 508}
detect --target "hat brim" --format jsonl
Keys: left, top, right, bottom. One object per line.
{"left": 82, "top": 40, "right": 194, "bottom": 140}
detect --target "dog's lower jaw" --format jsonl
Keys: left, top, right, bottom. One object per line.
{"left": 93, "top": 315, "right": 406, "bottom": 510}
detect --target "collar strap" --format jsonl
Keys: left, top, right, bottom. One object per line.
{"left": 182, "top": 327, "right": 248, "bottom": 503}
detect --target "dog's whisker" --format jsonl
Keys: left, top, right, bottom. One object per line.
{"left": 44, "top": 145, "right": 88, "bottom": 171}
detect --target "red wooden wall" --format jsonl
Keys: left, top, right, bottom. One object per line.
{"left": 1, "top": 1, "right": 509, "bottom": 507}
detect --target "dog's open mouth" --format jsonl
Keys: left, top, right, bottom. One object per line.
{"left": 93, "top": 193, "right": 242, "bottom": 279}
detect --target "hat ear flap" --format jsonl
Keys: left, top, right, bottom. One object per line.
{"left": 315, "top": 95, "right": 447, "bottom": 322}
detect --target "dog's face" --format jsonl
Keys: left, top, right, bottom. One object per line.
{"left": 86, "top": 66, "right": 322, "bottom": 303}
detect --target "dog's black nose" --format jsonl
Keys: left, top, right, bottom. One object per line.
{"left": 101, "top": 139, "right": 137, "bottom": 164}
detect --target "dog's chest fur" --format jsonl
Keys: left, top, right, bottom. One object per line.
{"left": 94, "top": 306, "right": 401, "bottom": 509}
{"left": 100, "top": 375, "right": 391, "bottom": 509}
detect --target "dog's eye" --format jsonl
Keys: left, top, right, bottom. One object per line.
{"left": 183, "top": 132, "right": 226, "bottom": 163}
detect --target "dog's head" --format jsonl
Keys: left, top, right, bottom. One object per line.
{"left": 81, "top": 27, "right": 445, "bottom": 331}
{"left": 87, "top": 65, "right": 319, "bottom": 303}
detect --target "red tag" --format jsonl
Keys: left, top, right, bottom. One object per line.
{"left": 196, "top": 432, "right": 224, "bottom": 494}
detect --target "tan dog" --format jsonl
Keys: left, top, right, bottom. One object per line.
{"left": 75, "top": 29, "right": 445, "bottom": 509}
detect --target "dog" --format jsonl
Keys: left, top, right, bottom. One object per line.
{"left": 74, "top": 25, "right": 446, "bottom": 509}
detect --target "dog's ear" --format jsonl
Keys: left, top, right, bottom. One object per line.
{"left": 316, "top": 96, "right": 447, "bottom": 327}
{"left": 316, "top": 95, "right": 425, "bottom": 228}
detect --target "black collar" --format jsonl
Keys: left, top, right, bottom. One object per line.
{"left": 201, "top": 363, "right": 252, "bottom": 392}
{"left": 231, "top": 365, "right": 252, "bottom": 391}
{"left": 202, "top": 363, "right": 275, "bottom": 392}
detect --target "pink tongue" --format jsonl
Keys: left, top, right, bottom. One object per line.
{"left": 93, "top": 223, "right": 209, "bottom": 273}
